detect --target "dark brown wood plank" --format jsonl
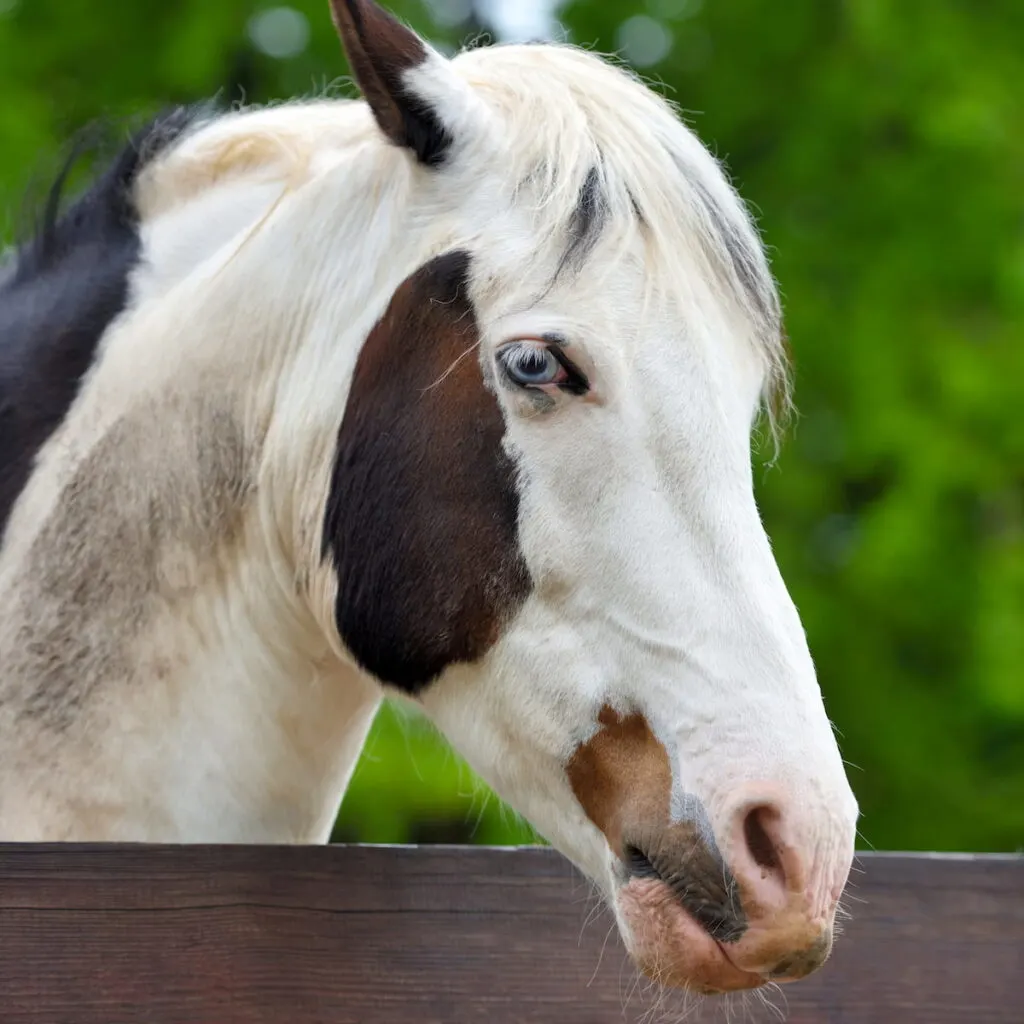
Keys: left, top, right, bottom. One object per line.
{"left": 0, "top": 845, "right": 1020, "bottom": 1023}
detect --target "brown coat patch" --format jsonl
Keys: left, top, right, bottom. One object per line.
{"left": 566, "top": 706, "right": 673, "bottom": 854}
{"left": 322, "top": 249, "right": 531, "bottom": 693}
{"left": 567, "top": 705, "right": 746, "bottom": 942}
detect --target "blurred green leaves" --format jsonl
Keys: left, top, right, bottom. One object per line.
{"left": 334, "top": 702, "right": 538, "bottom": 845}
{"left": 1, "top": 0, "right": 1020, "bottom": 852}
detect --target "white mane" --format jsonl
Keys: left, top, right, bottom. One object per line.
{"left": 137, "top": 40, "right": 788, "bottom": 428}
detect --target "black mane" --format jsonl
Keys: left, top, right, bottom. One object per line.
{"left": 0, "top": 107, "right": 207, "bottom": 538}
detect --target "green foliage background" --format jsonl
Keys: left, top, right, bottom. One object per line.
{"left": 1, "top": 0, "right": 1021, "bottom": 853}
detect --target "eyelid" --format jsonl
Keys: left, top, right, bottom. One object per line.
{"left": 497, "top": 337, "right": 589, "bottom": 396}
{"left": 515, "top": 333, "right": 568, "bottom": 348}
{"left": 549, "top": 347, "right": 588, "bottom": 392}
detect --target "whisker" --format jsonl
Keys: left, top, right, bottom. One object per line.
{"left": 755, "top": 981, "right": 788, "bottom": 1023}
{"left": 578, "top": 890, "right": 608, "bottom": 944}
{"left": 855, "top": 828, "right": 877, "bottom": 852}
{"left": 587, "top": 917, "right": 617, "bottom": 988}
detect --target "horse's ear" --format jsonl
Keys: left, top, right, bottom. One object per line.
{"left": 329, "top": 0, "right": 456, "bottom": 167}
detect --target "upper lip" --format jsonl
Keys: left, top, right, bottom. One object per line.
{"left": 621, "top": 842, "right": 746, "bottom": 944}
{"left": 624, "top": 844, "right": 661, "bottom": 880}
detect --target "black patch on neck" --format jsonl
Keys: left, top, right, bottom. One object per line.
{"left": 0, "top": 106, "right": 208, "bottom": 540}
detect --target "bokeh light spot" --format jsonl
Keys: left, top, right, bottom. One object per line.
{"left": 616, "top": 15, "right": 673, "bottom": 68}
{"left": 247, "top": 6, "right": 310, "bottom": 60}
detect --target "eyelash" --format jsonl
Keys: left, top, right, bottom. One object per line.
{"left": 496, "top": 340, "right": 590, "bottom": 396}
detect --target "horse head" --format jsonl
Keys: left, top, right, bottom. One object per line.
{"left": 319, "top": 0, "right": 858, "bottom": 993}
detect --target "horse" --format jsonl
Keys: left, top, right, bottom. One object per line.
{"left": 0, "top": 0, "right": 858, "bottom": 997}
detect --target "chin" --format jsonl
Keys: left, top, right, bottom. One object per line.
{"left": 614, "top": 877, "right": 767, "bottom": 995}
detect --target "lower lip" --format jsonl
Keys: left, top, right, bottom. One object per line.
{"left": 616, "top": 876, "right": 765, "bottom": 994}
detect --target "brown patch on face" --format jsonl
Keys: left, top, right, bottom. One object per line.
{"left": 568, "top": 705, "right": 747, "bottom": 943}
{"left": 322, "top": 250, "right": 531, "bottom": 694}
{"left": 329, "top": 0, "right": 452, "bottom": 166}
{"left": 566, "top": 706, "right": 673, "bottom": 854}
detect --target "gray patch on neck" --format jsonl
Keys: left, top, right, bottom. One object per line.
{"left": 1, "top": 397, "right": 252, "bottom": 731}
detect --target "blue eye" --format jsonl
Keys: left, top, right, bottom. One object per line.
{"left": 500, "top": 343, "right": 565, "bottom": 387}
{"left": 497, "top": 340, "right": 590, "bottom": 396}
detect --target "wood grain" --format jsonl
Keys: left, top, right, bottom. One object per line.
{"left": 0, "top": 845, "right": 1020, "bottom": 1023}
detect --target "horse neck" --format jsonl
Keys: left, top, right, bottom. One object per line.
{"left": 0, "top": 150, "right": 393, "bottom": 843}
{"left": 0, "top": 379, "right": 382, "bottom": 841}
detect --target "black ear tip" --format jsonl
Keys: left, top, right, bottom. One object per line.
{"left": 329, "top": 0, "right": 453, "bottom": 167}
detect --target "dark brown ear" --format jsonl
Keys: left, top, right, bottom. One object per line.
{"left": 329, "top": 0, "right": 452, "bottom": 166}
{"left": 321, "top": 250, "right": 532, "bottom": 693}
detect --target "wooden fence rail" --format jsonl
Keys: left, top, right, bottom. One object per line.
{"left": 0, "top": 845, "right": 1020, "bottom": 1023}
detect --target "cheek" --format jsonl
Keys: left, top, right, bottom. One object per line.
{"left": 416, "top": 644, "right": 607, "bottom": 846}
{"left": 418, "top": 640, "right": 572, "bottom": 775}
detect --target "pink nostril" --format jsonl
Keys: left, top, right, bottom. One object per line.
{"left": 718, "top": 788, "right": 848, "bottom": 978}
{"left": 743, "top": 805, "right": 782, "bottom": 875}
{"left": 733, "top": 800, "right": 804, "bottom": 913}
